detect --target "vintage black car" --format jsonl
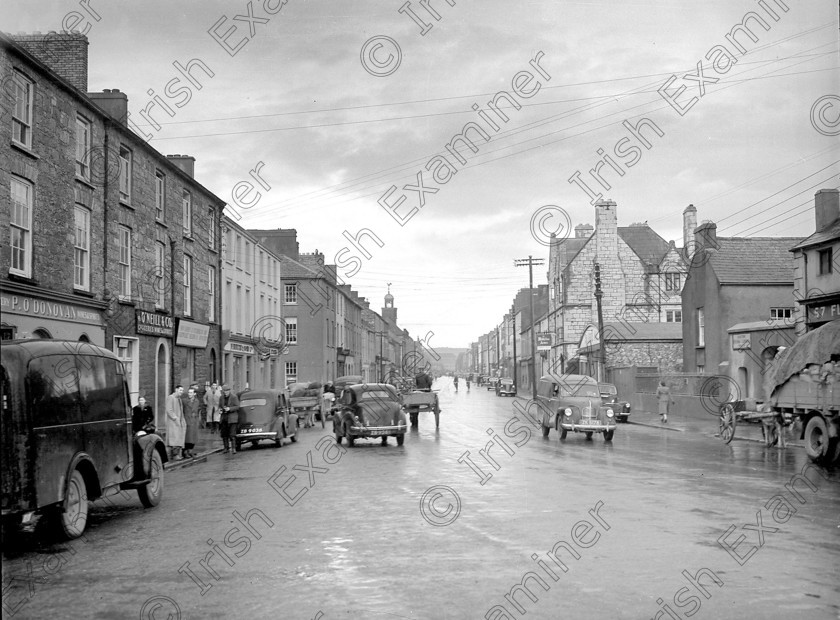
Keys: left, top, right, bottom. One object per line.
{"left": 1, "top": 340, "right": 167, "bottom": 539}
{"left": 235, "top": 389, "right": 299, "bottom": 450}
{"left": 496, "top": 378, "right": 516, "bottom": 397}
{"left": 537, "top": 373, "right": 616, "bottom": 441}
{"left": 598, "top": 383, "right": 631, "bottom": 422}
{"left": 486, "top": 377, "right": 500, "bottom": 391}
{"left": 333, "top": 383, "right": 407, "bottom": 446}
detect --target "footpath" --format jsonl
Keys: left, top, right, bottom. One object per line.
{"left": 163, "top": 425, "right": 225, "bottom": 471}
{"left": 627, "top": 409, "right": 805, "bottom": 448}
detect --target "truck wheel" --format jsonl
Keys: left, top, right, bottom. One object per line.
{"left": 59, "top": 469, "right": 89, "bottom": 539}
{"left": 138, "top": 451, "right": 164, "bottom": 508}
{"left": 804, "top": 416, "right": 834, "bottom": 464}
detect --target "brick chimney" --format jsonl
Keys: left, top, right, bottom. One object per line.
{"left": 682, "top": 204, "right": 697, "bottom": 260}
{"left": 166, "top": 155, "right": 195, "bottom": 178}
{"left": 594, "top": 198, "right": 622, "bottom": 318}
{"left": 814, "top": 189, "right": 840, "bottom": 232}
{"left": 575, "top": 223, "right": 594, "bottom": 238}
{"left": 87, "top": 89, "right": 127, "bottom": 124}
{"left": 12, "top": 31, "right": 89, "bottom": 92}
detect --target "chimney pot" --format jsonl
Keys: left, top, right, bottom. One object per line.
{"left": 814, "top": 189, "right": 840, "bottom": 232}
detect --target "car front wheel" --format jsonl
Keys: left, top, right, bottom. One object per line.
{"left": 59, "top": 469, "right": 89, "bottom": 539}
{"left": 604, "top": 429, "right": 614, "bottom": 442}
{"left": 345, "top": 424, "right": 355, "bottom": 447}
{"left": 396, "top": 434, "right": 404, "bottom": 446}
{"left": 138, "top": 450, "right": 164, "bottom": 508}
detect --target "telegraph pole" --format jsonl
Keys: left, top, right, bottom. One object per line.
{"left": 515, "top": 256, "right": 545, "bottom": 399}
{"left": 594, "top": 262, "right": 606, "bottom": 381}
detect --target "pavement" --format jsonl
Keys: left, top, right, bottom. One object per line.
{"left": 626, "top": 408, "right": 805, "bottom": 448}
{"left": 163, "top": 424, "right": 225, "bottom": 471}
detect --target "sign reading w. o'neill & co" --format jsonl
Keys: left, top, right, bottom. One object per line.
{"left": 136, "top": 310, "right": 175, "bottom": 337}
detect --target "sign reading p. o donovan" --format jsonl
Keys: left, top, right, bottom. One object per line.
{"left": 175, "top": 318, "right": 210, "bottom": 348}
{"left": 136, "top": 310, "right": 175, "bottom": 337}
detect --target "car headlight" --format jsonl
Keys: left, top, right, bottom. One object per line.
{"left": 606, "top": 409, "right": 614, "bottom": 417}
{"left": 564, "top": 408, "right": 572, "bottom": 416}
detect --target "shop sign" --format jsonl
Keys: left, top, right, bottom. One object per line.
{"left": 224, "top": 341, "right": 255, "bottom": 355}
{"left": 807, "top": 301, "right": 840, "bottom": 324}
{"left": 0, "top": 291, "right": 101, "bottom": 325}
{"left": 136, "top": 310, "right": 174, "bottom": 337}
{"left": 536, "top": 332, "right": 553, "bottom": 351}
{"left": 175, "top": 319, "right": 210, "bottom": 348}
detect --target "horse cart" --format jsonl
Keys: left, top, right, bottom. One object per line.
{"left": 717, "top": 321, "right": 839, "bottom": 466}
{"left": 402, "top": 390, "right": 440, "bottom": 428}
{"left": 287, "top": 382, "right": 324, "bottom": 428}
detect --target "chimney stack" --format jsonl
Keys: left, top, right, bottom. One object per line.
{"left": 814, "top": 189, "right": 840, "bottom": 232}
{"left": 166, "top": 154, "right": 195, "bottom": 178}
{"left": 12, "top": 32, "right": 89, "bottom": 92}
{"left": 87, "top": 89, "right": 128, "bottom": 124}
{"left": 694, "top": 221, "right": 718, "bottom": 251}
{"left": 682, "top": 204, "right": 697, "bottom": 260}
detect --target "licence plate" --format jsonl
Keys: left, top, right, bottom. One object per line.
{"left": 584, "top": 419, "right": 600, "bottom": 425}
{"left": 367, "top": 428, "right": 391, "bottom": 436}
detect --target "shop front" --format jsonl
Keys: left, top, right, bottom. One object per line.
{"left": 0, "top": 282, "right": 106, "bottom": 344}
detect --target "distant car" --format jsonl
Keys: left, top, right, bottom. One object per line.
{"left": 598, "top": 383, "right": 631, "bottom": 422}
{"left": 235, "top": 389, "right": 299, "bottom": 450}
{"left": 487, "top": 377, "right": 500, "bottom": 391}
{"left": 537, "top": 374, "right": 616, "bottom": 441}
{"left": 333, "top": 383, "right": 408, "bottom": 446}
{"left": 496, "top": 378, "right": 516, "bottom": 397}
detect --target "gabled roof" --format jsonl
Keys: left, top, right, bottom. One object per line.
{"left": 790, "top": 217, "right": 840, "bottom": 251}
{"left": 707, "top": 237, "right": 801, "bottom": 284}
{"left": 618, "top": 226, "right": 671, "bottom": 267}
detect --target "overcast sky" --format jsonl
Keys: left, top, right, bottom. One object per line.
{"left": 7, "top": 0, "right": 839, "bottom": 347}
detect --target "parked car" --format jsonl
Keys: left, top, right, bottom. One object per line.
{"left": 1, "top": 340, "right": 167, "bottom": 539}
{"left": 537, "top": 373, "right": 616, "bottom": 441}
{"left": 496, "top": 378, "right": 516, "bottom": 397}
{"left": 486, "top": 377, "right": 500, "bottom": 391}
{"left": 235, "top": 389, "right": 299, "bottom": 450}
{"left": 598, "top": 383, "right": 631, "bottom": 422}
{"left": 333, "top": 383, "right": 407, "bottom": 446}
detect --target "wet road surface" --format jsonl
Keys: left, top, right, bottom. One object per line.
{"left": 3, "top": 377, "right": 839, "bottom": 619}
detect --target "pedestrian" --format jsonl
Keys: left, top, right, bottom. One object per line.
{"left": 183, "top": 386, "right": 201, "bottom": 458}
{"left": 204, "top": 382, "right": 221, "bottom": 433}
{"left": 656, "top": 380, "right": 674, "bottom": 423}
{"left": 165, "top": 385, "right": 186, "bottom": 460}
{"left": 132, "top": 396, "right": 154, "bottom": 433}
{"left": 453, "top": 376, "right": 459, "bottom": 391}
{"left": 321, "top": 381, "right": 336, "bottom": 425}
{"left": 219, "top": 384, "right": 240, "bottom": 454}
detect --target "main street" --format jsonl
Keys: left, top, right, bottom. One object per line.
{"left": 3, "top": 378, "right": 839, "bottom": 620}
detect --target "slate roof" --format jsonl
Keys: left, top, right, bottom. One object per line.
{"left": 790, "top": 217, "right": 840, "bottom": 250}
{"left": 618, "top": 226, "right": 672, "bottom": 266}
{"left": 707, "top": 237, "right": 801, "bottom": 284}
{"left": 277, "top": 255, "right": 319, "bottom": 279}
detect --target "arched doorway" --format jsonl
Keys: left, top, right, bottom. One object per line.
{"left": 33, "top": 328, "right": 52, "bottom": 339}
{"left": 155, "top": 340, "right": 170, "bottom": 431}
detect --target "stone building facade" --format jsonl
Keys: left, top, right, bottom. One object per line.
{"left": 2, "top": 33, "right": 224, "bottom": 427}
{"left": 547, "top": 199, "right": 688, "bottom": 377}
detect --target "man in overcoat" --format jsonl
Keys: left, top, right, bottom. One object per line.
{"left": 165, "top": 385, "right": 186, "bottom": 459}
{"left": 219, "top": 385, "right": 241, "bottom": 454}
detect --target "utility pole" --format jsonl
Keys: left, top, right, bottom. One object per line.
{"left": 515, "top": 256, "right": 545, "bottom": 400}
{"left": 594, "top": 262, "right": 606, "bottom": 381}
{"left": 511, "top": 306, "right": 517, "bottom": 386}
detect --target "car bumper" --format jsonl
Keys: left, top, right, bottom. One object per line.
{"left": 236, "top": 431, "right": 278, "bottom": 441}
{"left": 499, "top": 390, "right": 516, "bottom": 396}
{"left": 559, "top": 421, "right": 616, "bottom": 432}
{"left": 349, "top": 425, "right": 406, "bottom": 436}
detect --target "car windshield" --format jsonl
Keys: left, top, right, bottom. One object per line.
{"left": 599, "top": 384, "right": 617, "bottom": 395}
{"left": 501, "top": 380, "right": 513, "bottom": 385}
{"left": 240, "top": 398, "right": 268, "bottom": 407}
{"left": 571, "top": 385, "right": 600, "bottom": 397}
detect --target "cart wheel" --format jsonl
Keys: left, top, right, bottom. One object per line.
{"left": 719, "top": 405, "right": 736, "bottom": 444}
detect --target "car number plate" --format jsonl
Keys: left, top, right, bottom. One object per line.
{"left": 585, "top": 419, "right": 600, "bottom": 425}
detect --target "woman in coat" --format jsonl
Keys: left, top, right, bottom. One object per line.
{"left": 656, "top": 381, "right": 674, "bottom": 423}
{"left": 183, "top": 386, "right": 201, "bottom": 458}
{"left": 165, "top": 385, "right": 186, "bottom": 459}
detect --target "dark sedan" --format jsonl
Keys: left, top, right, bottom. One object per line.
{"left": 333, "top": 383, "right": 407, "bottom": 446}
{"left": 235, "top": 389, "right": 299, "bottom": 450}
{"left": 598, "top": 383, "right": 631, "bottom": 422}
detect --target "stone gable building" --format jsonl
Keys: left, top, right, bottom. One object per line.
{"left": 546, "top": 199, "right": 688, "bottom": 378}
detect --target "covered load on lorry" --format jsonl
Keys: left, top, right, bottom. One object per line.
{"left": 766, "top": 321, "right": 840, "bottom": 465}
